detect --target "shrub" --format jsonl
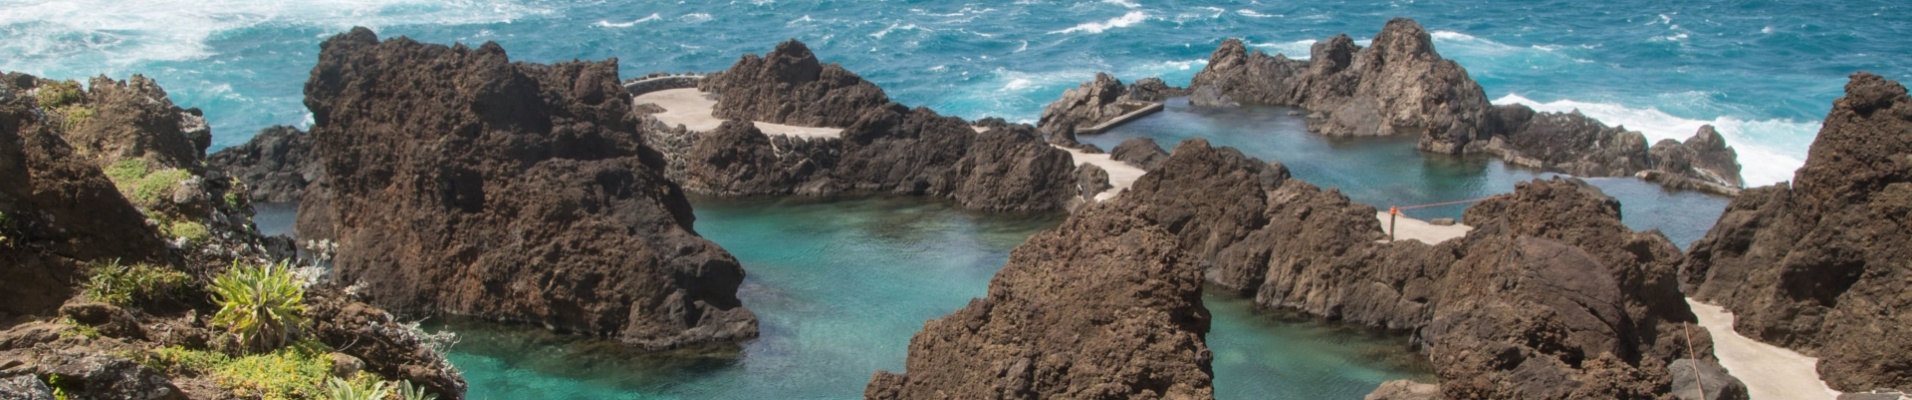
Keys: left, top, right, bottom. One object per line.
{"left": 103, "top": 159, "right": 151, "bottom": 191}
{"left": 210, "top": 260, "right": 307, "bottom": 352}
{"left": 164, "top": 220, "right": 211, "bottom": 245}
{"left": 137, "top": 345, "right": 231, "bottom": 376}
{"left": 133, "top": 168, "right": 192, "bottom": 208}
{"left": 35, "top": 80, "right": 84, "bottom": 109}
{"left": 323, "top": 377, "right": 388, "bottom": 400}
{"left": 395, "top": 379, "right": 438, "bottom": 400}
{"left": 215, "top": 340, "right": 333, "bottom": 400}
{"left": 57, "top": 105, "right": 94, "bottom": 132}
{"left": 81, "top": 260, "right": 189, "bottom": 307}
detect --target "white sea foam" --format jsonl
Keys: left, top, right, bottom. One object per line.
{"left": 1102, "top": 0, "right": 1141, "bottom": 9}
{"left": 0, "top": 0, "right": 548, "bottom": 71}
{"left": 1493, "top": 94, "right": 1814, "bottom": 186}
{"left": 678, "top": 13, "right": 713, "bottom": 24}
{"left": 1050, "top": 11, "right": 1148, "bottom": 34}
{"left": 1236, "top": 9, "right": 1274, "bottom": 18}
{"left": 595, "top": 13, "right": 661, "bottom": 28}
{"left": 787, "top": 15, "right": 813, "bottom": 25}
{"left": 870, "top": 23, "right": 931, "bottom": 39}
{"left": 1250, "top": 39, "right": 1318, "bottom": 59}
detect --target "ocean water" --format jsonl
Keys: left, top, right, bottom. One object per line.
{"left": 4, "top": 0, "right": 1908, "bottom": 186}
{"left": 433, "top": 196, "right": 1432, "bottom": 399}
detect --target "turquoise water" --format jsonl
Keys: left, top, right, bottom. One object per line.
{"left": 5, "top": 0, "right": 1908, "bottom": 186}
{"left": 1076, "top": 98, "right": 1728, "bottom": 247}
{"left": 429, "top": 196, "right": 1429, "bottom": 399}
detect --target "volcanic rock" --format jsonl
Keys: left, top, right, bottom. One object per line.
{"left": 35, "top": 351, "right": 186, "bottom": 400}
{"left": 699, "top": 40, "right": 890, "bottom": 127}
{"left": 647, "top": 42, "right": 1078, "bottom": 211}
{"left": 207, "top": 126, "right": 319, "bottom": 203}
{"left": 307, "top": 291, "right": 466, "bottom": 398}
{"left": 1074, "top": 162, "right": 1112, "bottom": 202}
{"left": 296, "top": 28, "right": 756, "bottom": 350}
{"left": 866, "top": 206, "right": 1213, "bottom": 399}
{"left": 0, "top": 72, "right": 170, "bottom": 317}
{"left": 1644, "top": 126, "right": 1744, "bottom": 194}
{"left": 1669, "top": 359, "right": 1750, "bottom": 400}
{"left": 1683, "top": 72, "right": 1912, "bottom": 391}
{"left": 60, "top": 75, "right": 210, "bottom": 171}
{"left": 1109, "top": 137, "right": 1170, "bottom": 170}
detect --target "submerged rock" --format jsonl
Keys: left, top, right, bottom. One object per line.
{"left": 296, "top": 28, "right": 756, "bottom": 350}
{"left": 866, "top": 206, "right": 1213, "bottom": 399}
{"left": 1683, "top": 72, "right": 1912, "bottom": 391}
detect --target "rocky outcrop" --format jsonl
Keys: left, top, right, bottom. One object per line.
{"left": 307, "top": 292, "right": 466, "bottom": 398}
{"left": 58, "top": 75, "right": 210, "bottom": 171}
{"left": 1038, "top": 73, "right": 1176, "bottom": 138}
{"left": 1191, "top": 19, "right": 1492, "bottom": 148}
{"left": 1186, "top": 18, "right": 1745, "bottom": 194}
{"left": 1683, "top": 72, "right": 1912, "bottom": 391}
{"left": 1055, "top": 138, "right": 1708, "bottom": 398}
{"left": 699, "top": 40, "right": 889, "bottom": 127}
{"left": 1644, "top": 126, "right": 1744, "bottom": 194}
{"left": 1110, "top": 137, "right": 1169, "bottom": 170}
{"left": 643, "top": 42, "right": 1079, "bottom": 212}
{"left": 1669, "top": 359, "right": 1750, "bottom": 400}
{"left": 1074, "top": 163, "right": 1112, "bottom": 202}
{"left": 296, "top": 28, "right": 756, "bottom": 350}
{"left": 0, "top": 73, "right": 171, "bottom": 317}
{"left": 207, "top": 126, "right": 319, "bottom": 203}
{"left": 866, "top": 206, "right": 1213, "bottom": 399}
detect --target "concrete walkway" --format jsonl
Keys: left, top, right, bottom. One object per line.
{"left": 1686, "top": 299, "right": 1840, "bottom": 400}
{"left": 1056, "top": 146, "right": 1145, "bottom": 202}
{"left": 1377, "top": 212, "right": 1471, "bottom": 244}
{"left": 633, "top": 88, "right": 842, "bottom": 139}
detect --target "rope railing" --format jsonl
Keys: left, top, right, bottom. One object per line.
{"left": 1386, "top": 194, "right": 1513, "bottom": 242}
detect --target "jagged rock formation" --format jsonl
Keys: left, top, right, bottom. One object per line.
{"left": 1683, "top": 72, "right": 1912, "bottom": 391}
{"left": 866, "top": 206, "right": 1213, "bottom": 399}
{"left": 295, "top": 28, "right": 757, "bottom": 350}
{"left": 1037, "top": 73, "right": 1177, "bottom": 138}
{"left": 699, "top": 40, "right": 890, "bottom": 127}
{"left": 1074, "top": 163, "right": 1112, "bottom": 203}
{"left": 207, "top": 126, "right": 319, "bottom": 203}
{"left": 1183, "top": 18, "right": 1744, "bottom": 194}
{"left": 1059, "top": 138, "right": 1708, "bottom": 398}
{"left": 307, "top": 292, "right": 466, "bottom": 397}
{"left": 642, "top": 42, "right": 1079, "bottom": 212}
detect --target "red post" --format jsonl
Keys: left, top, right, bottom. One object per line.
{"left": 1388, "top": 206, "right": 1399, "bottom": 242}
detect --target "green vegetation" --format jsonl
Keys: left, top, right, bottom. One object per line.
{"left": 210, "top": 260, "right": 307, "bottom": 351}
{"left": 57, "top": 105, "right": 94, "bottom": 132}
{"left": 323, "top": 377, "right": 388, "bottom": 400}
{"left": 224, "top": 191, "right": 243, "bottom": 210}
{"left": 395, "top": 380, "right": 438, "bottom": 400}
{"left": 101, "top": 158, "right": 194, "bottom": 209}
{"left": 138, "top": 341, "right": 343, "bottom": 400}
{"left": 58, "top": 318, "right": 102, "bottom": 340}
{"left": 35, "top": 80, "right": 84, "bottom": 109}
{"left": 164, "top": 219, "right": 211, "bottom": 245}
{"left": 81, "top": 259, "right": 189, "bottom": 307}
{"left": 44, "top": 373, "right": 73, "bottom": 400}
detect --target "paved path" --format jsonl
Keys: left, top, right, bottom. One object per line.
{"left": 1376, "top": 212, "right": 1471, "bottom": 244}
{"left": 634, "top": 88, "right": 842, "bottom": 139}
{"left": 1056, "top": 146, "right": 1144, "bottom": 202}
{"left": 1686, "top": 299, "right": 1840, "bottom": 400}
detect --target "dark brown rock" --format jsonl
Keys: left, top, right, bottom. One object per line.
{"left": 63, "top": 75, "right": 209, "bottom": 171}
{"left": 699, "top": 39, "right": 890, "bottom": 127}
{"left": 296, "top": 28, "right": 756, "bottom": 350}
{"left": 35, "top": 351, "right": 185, "bottom": 400}
{"left": 1684, "top": 72, "right": 1912, "bottom": 391}
{"left": 1110, "top": 137, "right": 1169, "bottom": 170}
{"left": 1669, "top": 359, "right": 1749, "bottom": 400}
{"left": 649, "top": 43, "right": 1078, "bottom": 212}
{"left": 1075, "top": 163, "right": 1111, "bottom": 202}
{"left": 866, "top": 206, "right": 1213, "bottom": 399}
{"left": 0, "top": 72, "right": 170, "bottom": 317}
{"left": 1484, "top": 108, "right": 1652, "bottom": 176}
{"left": 56, "top": 302, "right": 143, "bottom": 340}
{"left": 206, "top": 126, "right": 319, "bottom": 203}
{"left": 1645, "top": 125, "right": 1744, "bottom": 194}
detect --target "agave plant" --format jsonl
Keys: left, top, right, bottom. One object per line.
{"left": 210, "top": 260, "right": 307, "bottom": 352}
{"left": 323, "top": 377, "right": 388, "bottom": 400}
{"left": 395, "top": 380, "right": 438, "bottom": 400}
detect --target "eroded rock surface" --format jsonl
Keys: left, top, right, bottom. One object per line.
{"left": 866, "top": 207, "right": 1213, "bottom": 399}
{"left": 1684, "top": 72, "right": 1912, "bottom": 391}
{"left": 296, "top": 28, "right": 756, "bottom": 350}
{"left": 1038, "top": 73, "right": 1179, "bottom": 139}
{"left": 699, "top": 40, "right": 889, "bottom": 127}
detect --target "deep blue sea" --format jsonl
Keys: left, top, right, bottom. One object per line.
{"left": 16, "top": 0, "right": 1904, "bottom": 398}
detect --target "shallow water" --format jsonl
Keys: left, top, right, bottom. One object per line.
{"left": 420, "top": 195, "right": 1432, "bottom": 399}
{"left": 1075, "top": 98, "right": 1729, "bottom": 248}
